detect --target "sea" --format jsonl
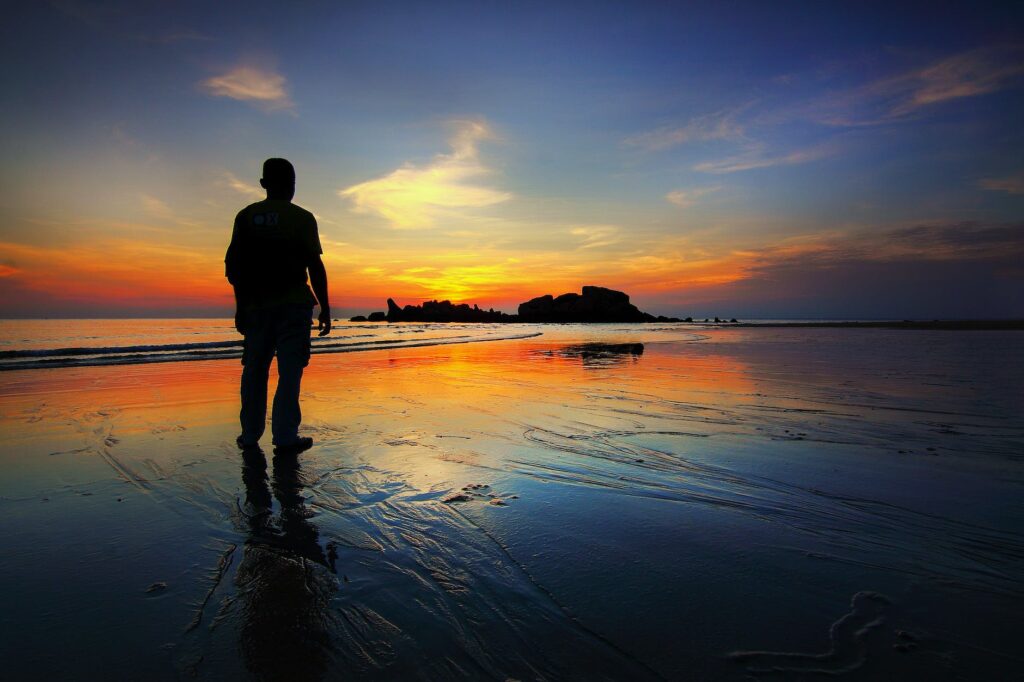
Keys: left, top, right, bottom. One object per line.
{"left": 0, "top": 317, "right": 882, "bottom": 370}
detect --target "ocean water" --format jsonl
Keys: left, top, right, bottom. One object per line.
{"left": 0, "top": 318, "right": 889, "bottom": 370}
{"left": 0, "top": 319, "right": 548, "bottom": 370}
{"left": 0, "top": 321, "right": 1022, "bottom": 679}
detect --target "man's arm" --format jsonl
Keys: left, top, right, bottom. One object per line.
{"left": 225, "top": 212, "right": 247, "bottom": 334}
{"left": 231, "top": 286, "right": 250, "bottom": 334}
{"left": 309, "top": 255, "right": 331, "bottom": 336}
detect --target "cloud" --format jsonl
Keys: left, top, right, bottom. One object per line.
{"left": 200, "top": 64, "right": 293, "bottom": 111}
{"left": 979, "top": 174, "right": 1024, "bottom": 195}
{"left": 704, "top": 221, "right": 1024, "bottom": 317}
{"left": 339, "top": 120, "right": 512, "bottom": 229}
{"left": 900, "top": 46, "right": 1024, "bottom": 112}
{"left": 665, "top": 186, "right": 720, "bottom": 207}
{"left": 0, "top": 238, "right": 228, "bottom": 315}
{"left": 809, "top": 46, "right": 1024, "bottom": 126}
{"left": 223, "top": 172, "right": 264, "bottom": 199}
{"left": 569, "top": 225, "right": 621, "bottom": 249}
{"left": 693, "top": 144, "right": 831, "bottom": 174}
{"left": 863, "top": 221, "right": 1024, "bottom": 261}
{"left": 624, "top": 108, "right": 746, "bottom": 151}
{"left": 141, "top": 194, "right": 173, "bottom": 219}
{"left": 727, "top": 221, "right": 1024, "bottom": 275}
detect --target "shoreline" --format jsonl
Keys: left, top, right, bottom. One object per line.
{"left": 729, "top": 319, "right": 1024, "bottom": 330}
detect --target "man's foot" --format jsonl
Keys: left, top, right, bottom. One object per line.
{"left": 273, "top": 436, "right": 314, "bottom": 456}
{"left": 236, "top": 435, "right": 261, "bottom": 450}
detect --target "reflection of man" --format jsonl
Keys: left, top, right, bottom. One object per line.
{"left": 238, "top": 449, "right": 335, "bottom": 680}
{"left": 225, "top": 158, "right": 330, "bottom": 453}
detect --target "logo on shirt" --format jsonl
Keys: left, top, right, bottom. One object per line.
{"left": 253, "top": 212, "right": 279, "bottom": 226}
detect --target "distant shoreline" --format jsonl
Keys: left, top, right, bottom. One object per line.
{"left": 729, "top": 320, "right": 1024, "bottom": 330}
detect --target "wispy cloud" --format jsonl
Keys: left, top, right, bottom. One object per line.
{"left": 809, "top": 46, "right": 1024, "bottom": 126}
{"left": 140, "top": 194, "right": 173, "bottom": 219}
{"left": 693, "top": 144, "right": 831, "bottom": 174}
{"left": 222, "top": 172, "right": 264, "bottom": 199}
{"left": 899, "top": 46, "right": 1024, "bottom": 113}
{"left": 746, "top": 221, "right": 1024, "bottom": 267}
{"left": 339, "top": 120, "right": 512, "bottom": 229}
{"left": 569, "top": 224, "right": 621, "bottom": 249}
{"left": 624, "top": 107, "right": 747, "bottom": 151}
{"left": 0, "top": 238, "right": 227, "bottom": 312}
{"left": 665, "top": 186, "right": 720, "bottom": 207}
{"left": 200, "top": 64, "right": 293, "bottom": 111}
{"left": 979, "top": 173, "right": 1024, "bottom": 195}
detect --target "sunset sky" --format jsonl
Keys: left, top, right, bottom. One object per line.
{"left": 2, "top": 1, "right": 1022, "bottom": 318}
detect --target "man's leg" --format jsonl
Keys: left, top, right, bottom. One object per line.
{"left": 239, "top": 308, "right": 275, "bottom": 446}
{"left": 271, "top": 305, "right": 313, "bottom": 446}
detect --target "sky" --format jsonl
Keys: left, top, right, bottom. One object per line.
{"left": 1, "top": 0, "right": 1022, "bottom": 319}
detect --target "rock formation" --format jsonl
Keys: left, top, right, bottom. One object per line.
{"left": 385, "top": 298, "right": 515, "bottom": 322}
{"left": 358, "top": 286, "right": 684, "bottom": 323}
{"left": 518, "top": 286, "right": 677, "bottom": 323}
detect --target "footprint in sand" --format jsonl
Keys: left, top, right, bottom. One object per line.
{"left": 443, "top": 483, "right": 518, "bottom": 506}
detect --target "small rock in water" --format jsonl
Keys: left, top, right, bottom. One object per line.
{"left": 145, "top": 582, "right": 168, "bottom": 593}
{"left": 443, "top": 493, "right": 471, "bottom": 504}
{"left": 489, "top": 498, "right": 507, "bottom": 506}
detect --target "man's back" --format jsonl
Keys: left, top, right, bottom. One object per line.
{"left": 226, "top": 199, "right": 321, "bottom": 308}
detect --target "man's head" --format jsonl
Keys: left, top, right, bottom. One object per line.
{"left": 260, "top": 158, "right": 295, "bottom": 201}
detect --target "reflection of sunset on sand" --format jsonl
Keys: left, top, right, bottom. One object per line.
{"left": 2, "top": 326, "right": 1022, "bottom": 678}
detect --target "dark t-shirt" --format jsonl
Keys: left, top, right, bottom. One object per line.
{"left": 225, "top": 199, "right": 322, "bottom": 309}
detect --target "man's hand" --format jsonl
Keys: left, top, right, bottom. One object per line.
{"left": 234, "top": 308, "right": 246, "bottom": 335}
{"left": 317, "top": 307, "right": 332, "bottom": 336}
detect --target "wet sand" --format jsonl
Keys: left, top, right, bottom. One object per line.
{"left": 1, "top": 327, "right": 1022, "bottom": 680}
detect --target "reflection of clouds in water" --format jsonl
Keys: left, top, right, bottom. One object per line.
{"left": 538, "top": 342, "right": 644, "bottom": 368}
{"left": 238, "top": 450, "right": 337, "bottom": 682}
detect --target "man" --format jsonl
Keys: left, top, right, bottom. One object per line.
{"left": 225, "top": 158, "right": 330, "bottom": 454}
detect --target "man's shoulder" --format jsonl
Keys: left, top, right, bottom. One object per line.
{"left": 236, "top": 201, "right": 266, "bottom": 219}
{"left": 235, "top": 200, "right": 315, "bottom": 227}
{"left": 287, "top": 203, "right": 316, "bottom": 224}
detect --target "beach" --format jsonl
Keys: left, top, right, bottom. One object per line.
{"left": 1, "top": 323, "right": 1022, "bottom": 680}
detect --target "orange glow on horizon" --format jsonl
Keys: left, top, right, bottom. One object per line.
{"left": 0, "top": 233, "right": 759, "bottom": 315}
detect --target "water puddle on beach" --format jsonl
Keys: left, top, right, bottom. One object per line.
{"left": 1, "top": 325, "right": 1022, "bottom": 679}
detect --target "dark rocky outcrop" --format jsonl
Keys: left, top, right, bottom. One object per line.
{"left": 360, "top": 286, "right": 684, "bottom": 323}
{"left": 518, "top": 286, "right": 677, "bottom": 323}
{"left": 348, "top": 315, "right": 367, "bottom": 322}
{"left": 367, "top": 311, "right": 387, "bottom": 322}
{"left": 385, "top": 298, "right": 516, "bottom": 322}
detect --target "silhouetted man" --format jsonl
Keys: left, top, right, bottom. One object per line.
{"left": 225, "top": 158, "right": 330, "bottom": 454}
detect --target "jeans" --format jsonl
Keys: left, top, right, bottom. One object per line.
{"left": 239, "top": 304, "right": 313, "bottom": 446}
